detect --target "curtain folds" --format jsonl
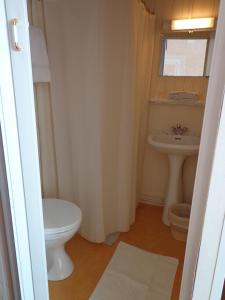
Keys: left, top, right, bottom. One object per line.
{"left": 34, "top": 0, "right": 156, "bottom": 243}
{"left": 135, "top": 3, "right": 156, "bottom": 202}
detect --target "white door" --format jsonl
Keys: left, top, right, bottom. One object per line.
{"left": 181, "top": 0, "right": 225, "bottom": 299}
{"left": 210, "top": 217, "right": 225, "bottom": 299}
{"left": 0, "top": 0, "right": 49, "bottom": 299}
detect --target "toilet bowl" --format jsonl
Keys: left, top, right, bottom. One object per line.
{"left": 43, "top": 198, "right": 82, "bottom": 281}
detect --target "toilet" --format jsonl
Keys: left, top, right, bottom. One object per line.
{"left": 43, "top": 198, "right": 82, "bottom": 281}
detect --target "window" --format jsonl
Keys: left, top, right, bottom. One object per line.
{"left": 160, "top": 38, "right": 210, "bottom": 77}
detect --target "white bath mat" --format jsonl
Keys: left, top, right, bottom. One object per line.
{"left": 90, "top": 242, "right": 178, "bottom": 300}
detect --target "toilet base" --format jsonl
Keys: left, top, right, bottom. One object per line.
{"left": 43, "top": 198, "right": 82, "bottom": 281}
{"left": 47, "top": 245, "right": 74, "bottom": 281}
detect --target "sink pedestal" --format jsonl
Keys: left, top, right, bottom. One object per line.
{"left": 162, "top": 154, "right": 185, "bottom": 226}
{"left": 148, "top": 133, "right": 199, "bottom": 226}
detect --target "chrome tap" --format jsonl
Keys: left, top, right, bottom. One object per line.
{"left": 171, "top": 124, "right": 188, "bottom": 135}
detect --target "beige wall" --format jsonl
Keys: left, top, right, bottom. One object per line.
{"left": 147, "top": 0, "right": 219, "bottom": 99}
{"left": 141, "top": 0, "right": 219, "bottom": 205}
{"left": 142, "top": 103, "right": 205, "bottom": 204}
{"left": 28, "top": 0, "right": 59, "bottom": 199}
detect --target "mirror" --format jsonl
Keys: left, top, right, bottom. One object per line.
{"left": 160, "top": 35, "right": 215, "bottom": 77}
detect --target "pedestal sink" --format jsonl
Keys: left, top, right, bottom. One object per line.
{"left": 148, "top": 133, "right": 200, "bottom": 226}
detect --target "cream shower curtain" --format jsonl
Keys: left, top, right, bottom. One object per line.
{"left": 135, "top": 3, "right": 155, "bottom": 201}
{"left": 35, "top": 0, "right": 155, "bottom": 243}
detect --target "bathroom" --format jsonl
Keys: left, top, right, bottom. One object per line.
{"left": 0, "top": 0, "right": 221, "bottom": 299}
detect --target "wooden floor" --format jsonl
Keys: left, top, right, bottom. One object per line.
{"left": 49, "top": 204, "right": 186, "bottom": 300}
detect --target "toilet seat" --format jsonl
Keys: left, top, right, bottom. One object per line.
{"left": 43, "top": 198, "right": 82, "bottom": 235}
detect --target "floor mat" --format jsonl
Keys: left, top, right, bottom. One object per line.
{"left": 90, "top": 242, "right": 178, "bottom": 300}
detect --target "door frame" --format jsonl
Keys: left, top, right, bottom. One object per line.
{"left": 181, "top": 0, "right": 225, "bottom": 298}
{"left": 210, "top": 217, "right": 225, "bottom": 299}
{"left": 0, "top": 0, "right": 49, "bottom": 299}
{"left": 1, "top": 0, "right": 225, "bottom": 298}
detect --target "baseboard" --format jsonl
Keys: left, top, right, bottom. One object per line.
{"left": 140, "top": 194, "right": 164, "bottom": 207}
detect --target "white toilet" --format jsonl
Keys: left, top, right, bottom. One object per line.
{"left": 43, "top": 198, "right": 82, "bottom": 281}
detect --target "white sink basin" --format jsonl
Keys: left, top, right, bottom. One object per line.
{"left": 148, "top": 134, "right": 200, "bottom": 156}
{"left": 148, "top": 133, "right": 200, "bottom": 226}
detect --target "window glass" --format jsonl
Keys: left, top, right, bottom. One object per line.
{"left": 161, "top": 38, "right": 208, "bottom": 76}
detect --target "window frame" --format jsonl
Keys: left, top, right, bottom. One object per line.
{"left": 159, "top": 33, "right": 213, "bottom": 77}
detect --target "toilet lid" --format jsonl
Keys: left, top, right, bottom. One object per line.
{"left": 43, "top": 198, "right": 82, "bottom": 234}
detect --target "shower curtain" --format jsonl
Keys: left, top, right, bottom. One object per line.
{"left": 38, "top": 0, "right": 155, "bottom": 243}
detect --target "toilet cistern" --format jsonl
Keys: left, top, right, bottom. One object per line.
{"left": 148, "top": 131, "right": 200, "bottom": 226}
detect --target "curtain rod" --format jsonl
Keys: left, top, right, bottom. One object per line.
{"left": 37, "top": 0, "right": 155, "bottom": 15}
{"left": 140, "top": 0, "right": 155, "bottom": 15}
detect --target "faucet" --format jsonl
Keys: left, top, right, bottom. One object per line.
{"left": 171, "top": 124, "right": 188, "bottom": 135}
